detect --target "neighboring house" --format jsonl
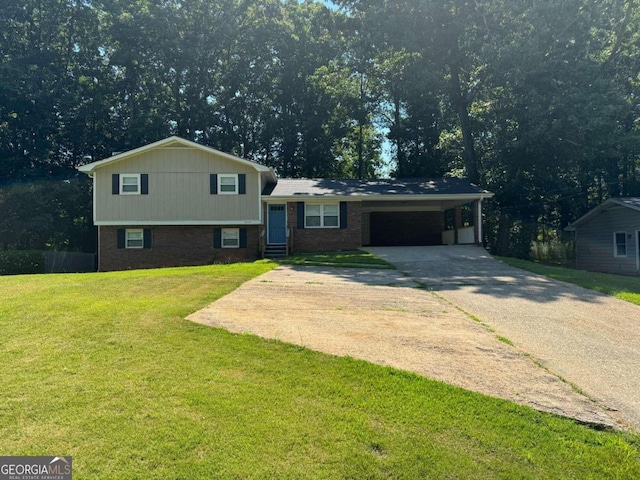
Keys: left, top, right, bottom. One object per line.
{"left": 78, "top": 136, "right": 493, "bottom": 271}
{"left": 565, "top": 197, "right": 640, "bottom": 275}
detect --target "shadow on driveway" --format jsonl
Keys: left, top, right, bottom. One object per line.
{"left": 366, "top": 245, "right": 640, "bottom": 431}
{"left": 366, "top": 245, "right": 609, "bottom": 305}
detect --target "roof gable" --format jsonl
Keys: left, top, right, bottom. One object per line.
{"left": 77, "top": 136, "right": 273, "bottom": 177}
{"left": 565, "top": 197, "right": 640, "bottom": 231}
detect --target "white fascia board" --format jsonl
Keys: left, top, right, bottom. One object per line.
{"left": 95, "top": 220, "right": 263, "bottom": 226}
{"left": 264, "top": 193, "right": 493, "bottom": 202}
{"left": 77, "top": 136, "right": 271, "bottom": 174}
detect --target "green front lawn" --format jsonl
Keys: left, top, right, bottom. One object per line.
{"left": 282, "top": 250, "right": 393, "bottom": 268}
{"left": 498, "top": 257, "right": 640, "bottom": 306}
{"left": 1, "top": 263, "right": 639, "bottom": 478}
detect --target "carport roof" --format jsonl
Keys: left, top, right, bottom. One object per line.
{"left": 264, "top": 177, "right": 493, "bottom": 199}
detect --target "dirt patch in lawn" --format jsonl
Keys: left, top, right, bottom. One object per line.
{"left": 188, "top": 265, "right": 618, "bottom": 428}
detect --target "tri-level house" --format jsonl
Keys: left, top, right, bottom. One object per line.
{"left": 78, "top": 136, "right": 493, "bottom": 271}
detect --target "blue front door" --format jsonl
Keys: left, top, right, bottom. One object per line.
{"left": 268, "top": 204, "right": 287, "bottom": 244}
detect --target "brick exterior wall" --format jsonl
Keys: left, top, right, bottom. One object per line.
{"left": 288, "top": 201, "right": 362, "bottom": 252}
{"left": 99, "top": 225, "right": 259, "bottom": 271}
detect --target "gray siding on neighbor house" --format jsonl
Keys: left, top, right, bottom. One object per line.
{"left": 94, "top": 145, "right": 261, "bottom": 224}
{"left": 575, "top": 207, "right": 640, "bottom": 275}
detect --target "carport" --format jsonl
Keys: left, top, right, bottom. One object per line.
{"left": 264, "top": 177, "right": 493, "bottom": 252}
{"left": 361, "top": 196, "right": 488, "bottom": 247}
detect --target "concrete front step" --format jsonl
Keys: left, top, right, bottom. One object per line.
{"left": 264, "top": 245, "right": 287, "bottom": 259}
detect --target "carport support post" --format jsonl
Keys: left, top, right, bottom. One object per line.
{"left": 475, "top": 199, "right": 483, "bottom": 245}
{"left": 454, "top": 205, "right": 463, "bottom": 244}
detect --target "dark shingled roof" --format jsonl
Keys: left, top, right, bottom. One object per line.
{"left": 264, "top": 177, "right": 491, "bottom": 197}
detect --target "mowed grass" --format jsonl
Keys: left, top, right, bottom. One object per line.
{"left": 1, "top": 263, "right": 639, "bottom": 479}
{"left": 498, "top": 257, "right": 640, "bottom": 306}
{"left": 282, "top": 250, "right": 393, "bottom": 268}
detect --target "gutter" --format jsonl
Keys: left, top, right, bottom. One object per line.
{"left": 264, "top": 193, "right": 494, "bottom": 202}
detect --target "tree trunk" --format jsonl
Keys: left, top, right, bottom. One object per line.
{"left": 449, "top": 63, "right": 479, "bottom": 184}
{"left": 357, "top": 122, "right": 364, "bottom": 179}
{"left": 494, "top": 210, "right": 512, "bottom": 256}
{"left": 357, "top": 73, "right": 366, "bottom": 179}
{"left": 393, "top": 95, "right": 405, "bottom": 177}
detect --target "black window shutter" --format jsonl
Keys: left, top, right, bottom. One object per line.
{"left": 141, "top": 174, "right": 149, "bottom": 194}
{"left": 112, "top": 174, "right": 120, "bottom": 195}
{"left": 297, "top": 202, "right": 305, "bottom": 229}
{"left": 117, "top": 229, "right": 125, "bottom": 249}
{"left": 210, "top": 174, "right": 218, "bottom": 194}
{"left": 143, "top": 229, "right": 152, "bottom": 248}
{"left": 213, "top": 228, "right": 221, "bottom": 248}
{"left": 238, "top": 174, "right": 246, "bottom": 194}
{"left": 340, "top": 201, "right": 348, "bottom": 229}
{"left": 239, "top": 228, "right": 247, "bottom": 248}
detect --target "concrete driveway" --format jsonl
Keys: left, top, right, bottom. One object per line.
{"left": 189, "top": 262, "right": 617, "bottom": 428}
{"left": 367, "top": 246, "right": 640, "bottom": 430}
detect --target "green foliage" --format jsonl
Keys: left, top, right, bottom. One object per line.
{"left": 1, "top": 263, "right": 639, "bottom": 477}
{"left": 1, "top": 0, "right": 639, "bottom": 257}
{"left": 530, "top": 240, "right": 575, "bottom": 266}
{"left": 0, "top": 250, "right": 45, "bottom": 275}
{"left": 0, "top": 177, "right": 95, "bottom": 252}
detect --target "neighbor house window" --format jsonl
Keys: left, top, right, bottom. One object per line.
{"left": 614, "top": 232, "right": 627, "bottom": 257}
{"left": 120, "top": 174, "right": 141, "bottom": 194}
{"left": 305, "top": 204, "right": 339, "bottom": 228}
{"left": 218, "top": 174, "right": 238, "bottom": 194}
{"left": 126, "top": 229, "right": 144, "bottom": 249}
{"left": 221, "top": 228, "right": 240, "bottom": 248}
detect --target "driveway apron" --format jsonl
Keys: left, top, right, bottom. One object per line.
{"left": 189, "top": 263, "right": 617, "bottom": 428}
{"left": 366, "top": 246, "right": 640, "bottom": 430}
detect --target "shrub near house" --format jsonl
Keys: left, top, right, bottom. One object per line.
{"left": 0, "top": 250, "right": 45, "bottom": 275}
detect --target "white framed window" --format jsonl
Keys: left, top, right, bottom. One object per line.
{"left": 218, "top": 174, "right": 238, "bottom": 194}
{"left": 221, "top": 228, "right": 240, "bottom": 248}
{"left": 614, "top": 232, "right": 627, "bottom": 257}
{"left": 305, "top": 204, "right": 339, "bottom": 228}
{"left": 120, "top": 174, "right": 141, "bottom": 194}
{"left": 126, "top": 229, "right": 144, "bottom": 249}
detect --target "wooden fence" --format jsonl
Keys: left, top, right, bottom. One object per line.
{"left": 43, "top": 251, "right": 96, "bottom": 273}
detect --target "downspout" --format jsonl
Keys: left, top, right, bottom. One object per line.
{"left": 97, "top": 226, "right": 101, "bottom": 272}
{"left": 575, "top": 230, "right": 579, "bottom": 270}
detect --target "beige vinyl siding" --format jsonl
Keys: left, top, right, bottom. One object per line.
{"left": 94, "top": 146, "right": 260, "bottom": 224}
{"left": 575, "top": 207, "right": 640, "bottom": 275}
